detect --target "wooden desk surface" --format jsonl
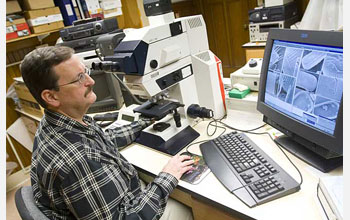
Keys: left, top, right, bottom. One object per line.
{"left": 120, "top": 119, "right": 343, "bottom": 220}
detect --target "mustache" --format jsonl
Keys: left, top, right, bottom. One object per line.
{"left": 84, "top": 85, "right": 94, "bottom": 97}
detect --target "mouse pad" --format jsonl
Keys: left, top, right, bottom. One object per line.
{"left": 180, "top": 154, "right": 210, "bottom": 184}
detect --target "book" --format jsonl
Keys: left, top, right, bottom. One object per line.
{"left": 180, "top": 154, "right": 210, "bottom": 185}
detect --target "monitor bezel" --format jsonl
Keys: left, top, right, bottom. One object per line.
{"left": 257, "top": 28, "right": 343, "bottom": 155}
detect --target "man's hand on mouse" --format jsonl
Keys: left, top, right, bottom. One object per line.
{"left": 162, "top": 154, "right": 194, "bottom": 180}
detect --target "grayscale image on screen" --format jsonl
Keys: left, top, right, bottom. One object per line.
{"left": 264, "top": 40, "right": 343, "bottom": 135}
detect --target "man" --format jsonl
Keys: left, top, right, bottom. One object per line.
{"left": 20, "top": 46, "right": 194, "bottom": 220}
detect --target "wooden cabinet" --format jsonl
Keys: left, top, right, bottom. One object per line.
{"left": 117, "top": 0, "right": 149, "bottom": 28}
{"left": 196, "top": 0, "right": 257, "bottom": 76}
{"left": 172, "top": 0, "right": 310, "bottom": 77}
{"left": 173, "top": 0, "right": 257, "bottom": 77}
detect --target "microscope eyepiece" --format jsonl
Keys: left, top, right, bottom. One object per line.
{"left": 92, "top": 61, "right": 121, "bottom": 72}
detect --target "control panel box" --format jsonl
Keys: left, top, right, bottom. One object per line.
{"left": 230, "top": 58, "right": 262, "bottom": 91}
{"left": 249, "top": 16, "right": 298, "bottom": 42}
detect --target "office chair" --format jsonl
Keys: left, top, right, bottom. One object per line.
{"left": 15, "top": 186, "right": 49, "bottom": 220}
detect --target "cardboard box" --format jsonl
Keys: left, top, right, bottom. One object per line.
{"left": 30, "top": 20, "right": 64, "bottom": 33}
{"left": 25, "top": 7, "right": 63, "bottom": 26}
{"left": 103, "top": 7, "right": 122, "bottom": 18}
{"left": 19, "top": 99, "right": 45, "bottom": 118}
{"left": 6, "top": 1, "right": 22, "bottom": 15}
{"left": 21, "top": 115, "right": 39, "bottom": 136}
{"left": 6, "top": 17, "right": 31, "bottom": 40}
{"left": 14, "top": 81, "right": 37, "bottom": 103}
{"left": 27, "top": 14, "right": 63, "bottom": 26}
{"left": 6, "top": 17, "right": 26, "bottom": 26}
{"left": 85, "top": 0, "right": 101, "bottom": 14}
{"left": 99, "top": 0, "right": 121, "bottom": 10}
{"left": 20, "top": 0, "right": 55, "bottom": 10}
{"left": 90, "top": 13, "right": 104, "bottom": 20}
{"left": 24, "top": 7, "right": 64, "bottom": 33}
{"left": 14, "top": 78, "right": 44, "bottom": 118}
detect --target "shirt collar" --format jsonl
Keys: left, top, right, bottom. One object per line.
{"left": 44, "top": 109, "right": 95, "bottom": 135}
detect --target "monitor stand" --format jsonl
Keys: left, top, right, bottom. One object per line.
{"left": 275, "top": 135, "right": 342, "bottom": 173}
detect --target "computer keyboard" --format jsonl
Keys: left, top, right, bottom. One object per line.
{"left": 200, "top": 132, "right": 300, "bottom": 207}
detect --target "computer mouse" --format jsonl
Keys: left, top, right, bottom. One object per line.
{"left": 180, "top": 152, "right": 193, "bottom": 161}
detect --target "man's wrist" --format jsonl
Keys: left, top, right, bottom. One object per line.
{"left": 154, "top": 172, "right": 178, "bottom": 194}
{"left": 138, "top": 118, "right": 155, "bottom": 129}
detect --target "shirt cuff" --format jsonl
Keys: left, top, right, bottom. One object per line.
{"left": 153, "top": 172, "right": 178, "bottom": 195}
{"left": 137, "top": 118, "right": 153, "bottom": 129}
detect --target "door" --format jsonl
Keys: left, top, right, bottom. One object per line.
{"left": 194, "top": 0, "right": 257, "bottom": 77}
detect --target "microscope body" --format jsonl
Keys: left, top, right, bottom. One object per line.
{"left": 103, "top": 14, "right": 225, "bottom": 117}
{"left": 95, "top": 12, "right": 226, "bottom": 155}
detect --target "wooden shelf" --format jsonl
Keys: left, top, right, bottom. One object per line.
{"left": 6, "top": 61, "right": 22, "bottom": 68}
{"left": 15, "top": 108, "right": 42, "bottom": 122}
{"left": 6, "top": 29, "right": 61, "bottom": 44}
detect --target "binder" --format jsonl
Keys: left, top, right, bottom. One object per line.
{"left": 54, "top": 0, "right": 78, "bottom": 26}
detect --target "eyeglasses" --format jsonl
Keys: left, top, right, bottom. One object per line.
{"left": 56, "top": 67, "right": 91, "bottom": 88}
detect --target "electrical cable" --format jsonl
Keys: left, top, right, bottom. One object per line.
{"left": 185, "top": 116, "right": 227, "bottom": 154}
{"left": 274, "top": 140, "right": 303, "bottom": 186}
{"left": 216, "top": 120, "right": 267, "bottom": 133}
{"left": 316, "top": 183, "right": 330, "bottom": 220}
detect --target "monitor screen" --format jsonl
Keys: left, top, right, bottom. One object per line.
{"left": 257, "top": 29, "right": 343, "bottom": 172}
{"left": 264, "top": 40, "right": 343, "bottom": 135}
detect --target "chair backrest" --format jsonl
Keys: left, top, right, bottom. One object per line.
{"left": 15, "top": 186, "right": 50, "bottom": 220}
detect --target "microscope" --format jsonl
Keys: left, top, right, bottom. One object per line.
{"left": 92, "top": 0, "right": 226, "bottom": 155}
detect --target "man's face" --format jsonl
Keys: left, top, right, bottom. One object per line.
{"left": 52, "top": 54, "right": 96, "bottom": 114}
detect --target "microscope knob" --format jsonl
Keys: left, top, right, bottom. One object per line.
{"left": 249, "top": 59, "right": 258, "bottom": 67}
{"left": 150, "top": 60, "right": 158, "bottom": 69}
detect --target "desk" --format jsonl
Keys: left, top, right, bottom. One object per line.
{"left": 120, "top": 119, "right": 342, "bottom": 220}
{"left": 17, "top": 108, "right": 343, "bottom": 219}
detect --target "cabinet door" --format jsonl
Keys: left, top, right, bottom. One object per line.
{"left": 194, "top": 0, "right": 256, "bottom": 77}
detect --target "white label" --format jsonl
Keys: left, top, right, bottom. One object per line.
{"left": 181, "top": 66, "right": 192, "bottom": 78}
{"left": 27, "top": 14, "right": 63, "bottom": 27}
{"left": 65, "top": 4, "right": 74, "bottom": 16}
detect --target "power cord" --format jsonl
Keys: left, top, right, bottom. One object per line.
{"left": 316, "top": 183, "right": 330, "bottom": 220}
{"left": 185, "top": 116, "right": 227, "bottom": 154}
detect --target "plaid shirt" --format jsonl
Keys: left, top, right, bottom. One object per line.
{"left": 31, "top": 110, "right": 178, "bottom": 220}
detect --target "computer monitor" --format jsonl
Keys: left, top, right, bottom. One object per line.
{"left": 87, "top": 70, "right": 124, "bottom": 113}
{"left": 257, "top": 29, "right": 343, "bottom": 172}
